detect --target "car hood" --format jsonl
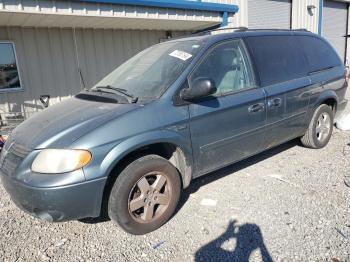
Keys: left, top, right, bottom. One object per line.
{"left": 10, "top": 97, "right": 141, "bottom": 149}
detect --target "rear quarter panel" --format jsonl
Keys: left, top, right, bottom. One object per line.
{"left": 305, "top": 66, "right": 346, "bottom": 123}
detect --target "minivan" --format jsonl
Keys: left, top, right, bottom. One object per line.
{"left": 0, "top": 29, "right": 347, "bottom": 235}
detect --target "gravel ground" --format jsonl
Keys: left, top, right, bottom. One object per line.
{"left": 0, "top": 129, "right": 350, "bottom": 261}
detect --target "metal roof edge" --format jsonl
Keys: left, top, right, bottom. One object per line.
{"left": 75, "top": 0, "right": 239, "bottom": 13}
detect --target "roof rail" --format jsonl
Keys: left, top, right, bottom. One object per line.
{"left": 162, "top": 27, "right": 311, "bottom": 42}
{"left": 294, "top": 28, "right": 309, "bottom": 31}
{"left": 245, "top": 28, "right": 310, "bottom": 32}
{"left": 191, "top": 27, "right": 310, "bottom": 36}
{"left": 191, "top": 26, "right": 248, "bottom": 36}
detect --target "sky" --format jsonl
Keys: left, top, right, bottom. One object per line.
{"left": 0, "top": 43, "right": 16, "bottom": 65}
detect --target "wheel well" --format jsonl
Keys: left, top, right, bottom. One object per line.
{"left": 322, "top": 98, "right": 337, "bottom": 114}
{"left": 111, "top": 143, "right": 190, "bottom": 187}
{"left": 97, "top": 143, "right": 191, "bottom": 220}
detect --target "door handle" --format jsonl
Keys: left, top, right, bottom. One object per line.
{"left": 248, "top": 103, "right": 265, "bottom": 113}
{"left": 267, "top": 98, "right": 282, "bottom": 108}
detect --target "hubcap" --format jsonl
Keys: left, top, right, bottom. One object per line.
{"left": 128, "top": 172, "right": 170, "bottom": 223}
{"left": 316, "top": 112, "right": 331, "bottom": 142}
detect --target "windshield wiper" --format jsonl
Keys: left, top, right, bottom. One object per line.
{"left": 93, "top": 85, "right": 138, "bottom": 103}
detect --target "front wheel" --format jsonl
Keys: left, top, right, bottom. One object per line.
{"left": 108, "top": 155, "right": 181, "bottom": 235}
{"left": 301, "top": 104, "right": 334, "bottom": 149}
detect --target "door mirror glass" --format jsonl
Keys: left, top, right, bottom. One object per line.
{"left": 180, "top": 77, "right": 217, "bottom": 100}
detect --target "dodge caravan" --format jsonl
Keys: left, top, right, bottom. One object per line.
{"left": 0, "top": 29, "right": 347, "bottom": 235}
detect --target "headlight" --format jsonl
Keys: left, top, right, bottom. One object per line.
{"left": 31, "top": 149, "right": 92, "bottom": 174}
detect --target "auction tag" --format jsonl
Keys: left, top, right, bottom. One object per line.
{"left": 169, "top": 50, "right": 192, "bottom": 61}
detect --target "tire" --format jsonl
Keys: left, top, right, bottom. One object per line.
{"left": 301, "top": 104, "right": 334, "bottom": 149}
{"left": 108, "top": 154, "right": 181, "bottom": 235}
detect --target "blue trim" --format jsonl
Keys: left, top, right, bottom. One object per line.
{"left": 221, "top": 11, "right": 228, "bottom": 27}
{"left": 318, "top": 0, "right": 323, "bottom": 35}
{"left": 75, "top": 0, "right": 238, "bottom": 13}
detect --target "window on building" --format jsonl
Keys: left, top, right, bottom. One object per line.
{"left": 0, "top": 42, "right": 22, "bottom": 91}
{"left": 246, "top": 36, "right": 309, "bottom": 86}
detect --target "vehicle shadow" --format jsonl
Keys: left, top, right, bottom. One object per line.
{"left": 195, "top": 220, "right": 273, "bottom": 262}
{"left": 175, "top": 138, "right": 300, "bottom": 214}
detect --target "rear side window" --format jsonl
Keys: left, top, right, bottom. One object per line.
{"left": 246, "top": 36, "right": 309, "bottom": 86}
{"left": 297, "top": 36, "right": 342, "bottom": 73}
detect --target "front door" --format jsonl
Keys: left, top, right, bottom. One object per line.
{"left": 187, "top": 39, "right": 266, "bottom": 176}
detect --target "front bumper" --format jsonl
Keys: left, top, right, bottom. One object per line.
{"left": 1, "top": 174, "right": 107, "bottom": 222}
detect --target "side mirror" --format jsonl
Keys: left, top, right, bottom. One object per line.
{"left": 180, "top": 77, "right": 217, "bottom": 101}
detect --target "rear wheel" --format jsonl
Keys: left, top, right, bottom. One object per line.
{"left": 108, "top": 155, "right": 181, "bottom": 235}
{"left": 301, "top": 104, "right": 334, "bottom": 149}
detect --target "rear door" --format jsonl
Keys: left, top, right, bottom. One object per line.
{"left": 245, "top": 35, "right": 311, "bottom": 149}
{"left": 297, "top": 35, "right": 346, "bottom": 112}
{"left": 187, "top": 39, "right": 266, "bottom": 176}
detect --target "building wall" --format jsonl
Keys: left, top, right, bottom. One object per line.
{"left": 217, "top": 0, "right": 320, "bottom": 33}
{"left": 292, "top": 0, "right": 320, "bottom": 33}
{"left": 347, "top": 4, "right": 350, "bottom": 65}
{"left": 203, "top": 0, "right": 248, "bottom": 27}
{"left": 0, "top": 0, "right": 223, "bottom": 30}
{"left": 0, "top": 26, "right": 168, "bottom": 117}
{"left": 248, "top": 0, "right": 292, "bottom": 29}
{"left": 342, "top": 3, "right": 350, "bottom": 118}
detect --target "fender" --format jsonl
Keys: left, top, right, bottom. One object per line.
{"left": 99, "top": 129, "right": 194, "bottom": 188}
{"left": 314, "top": 89, "right": 338, "bottom": 110}
{"left": 305, "top": 89, "right": 338, "bottom": 124}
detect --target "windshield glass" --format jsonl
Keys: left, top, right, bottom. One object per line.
{"left": 91, "top": 40, "right": 203, "bottom": 100}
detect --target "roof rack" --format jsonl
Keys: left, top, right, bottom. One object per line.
{"left": 191, "top": 26, "right": 248, "bottom": 36}
{"left": 246, "top": 28, "right": 309, "bottom": 32}
{"left": 191, "top": 27, "right": 310, "bottom": 36}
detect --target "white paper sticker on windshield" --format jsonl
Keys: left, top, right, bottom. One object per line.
{"left": 169, "top": 50, "right": 192, "bottom": 61}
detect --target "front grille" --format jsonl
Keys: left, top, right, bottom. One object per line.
{"left": 0, "top": 140, "right": 31, "bottom": 177}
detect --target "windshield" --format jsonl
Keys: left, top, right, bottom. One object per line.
{"left": 92, "top": 40, "right": 203, "bottom": 100}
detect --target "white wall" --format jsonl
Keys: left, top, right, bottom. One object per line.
{"left": 204, "top": 0, "right": 248, "bottom": 27}
{"left": 292, "top": 0, "right": 320, "bottom": 33}
{"left": 224, "top": 0, "right": 320, "bottom": 32}
{"left": 341, "top": 2, "right": 350, "bottom": 121}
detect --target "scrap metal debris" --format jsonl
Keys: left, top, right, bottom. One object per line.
{"left": 54, "top": 238, "right": 68, "bottom": 247}
{"left": 267, "top": 174, "right": 299, "bottom": 188}
{"left": 345, "top": 176, "right": 350, "bottom": 188}
{"left": 200, "top": 198, "right": 217, "bottom": 207}
{"left": 334, "top": 227, "right": 348, "bottom": 240}
{"left": 152, "top": 241, "right": 165, "bottom": 249}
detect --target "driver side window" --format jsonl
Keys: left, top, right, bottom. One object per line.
{"left": 189, "top": 40, "right": 256, "bottom": 96}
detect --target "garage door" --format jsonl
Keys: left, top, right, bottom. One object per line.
{"left": 248, "top": 0, "right": 292, "bottom": 29}
{"left": 323, "top": 1, "right": 348, "bottom": 62}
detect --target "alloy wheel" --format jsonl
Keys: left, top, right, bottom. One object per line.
{"left": 316, "top": 112, "right": 331, "bottom": 142}
{"left": 128, "top": 172, "right": 171, "bottom": 223}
